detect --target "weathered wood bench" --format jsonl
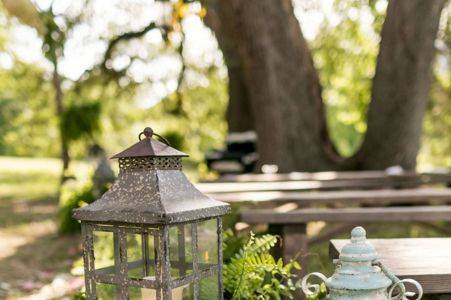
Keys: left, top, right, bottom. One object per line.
{"left": 202, "top": 170, "right": 451, "bottom": 184}
{"left": 211, "top": 187, "right": 451, "bottom": 205}
{"left": 241, "top": 205, "right": 451, "bottom": 279}
{"left": 330, "top": 238, "right": 451, "bottom": 294}
{"left": 198, "top": 178, "right": 418, "bottom": 193}
{"left": 197, "top": 172, "right": 451, "bottom": 194}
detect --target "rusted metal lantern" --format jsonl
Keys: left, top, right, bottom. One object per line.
{"left": 73, "top": 127, "right": 231, "bottom": 300}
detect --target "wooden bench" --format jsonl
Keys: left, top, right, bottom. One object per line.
{"left": 241, "top": 205, "right": 451, "bottom": 280}
{"left": 203, "top": 170, "right": 451, "bottom": 184}
{"left": 204, "top": 170, "right": 401, "bottom": 182}
{"left": 330, "top": 238, "right": 451, "bottom": 294}
{"left": 211, "top": 187, "right": 451, "bottom": 205}
{"left": 197, "top": 172, "right": 451, "bottom": 194}
{"left": 197, "top": 178, "right": 421, "bottom": 194}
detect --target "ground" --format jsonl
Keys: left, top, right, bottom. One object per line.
{"left": 0, "top": 157, "right": 84, "bottom": 299}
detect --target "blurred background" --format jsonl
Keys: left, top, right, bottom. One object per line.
{"left": 0, "top": 0, "right": 449, "bottom": 298}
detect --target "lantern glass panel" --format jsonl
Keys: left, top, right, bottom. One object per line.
{"left": 93, "top": 230, "right": 115, "bottom": 272}
{"left": 199, "top": 276, "right": 219, "bottom": 300}
{"left": 128, "top": 284, "right": 194, "bottom": 300}
{"left": 197, "top": 218, "right": 218, "bottom": 270}
{"left": 126, "top": 230, "right": 157, "bottom": 279}
{"left": 96, "top": 283, "right": 116, "bottom": 299}
{"left": 169, "top": 224, "right": 193, "bottom": 278}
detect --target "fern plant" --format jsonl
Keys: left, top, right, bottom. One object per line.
{"left": 223, "top": 231, "right": 301, "bottom": 299}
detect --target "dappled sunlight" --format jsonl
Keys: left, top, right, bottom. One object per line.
{"left": 0, "top": 208, "right": 81, "bottom": 298}
{"left": 0, "top": 157, "right": 85, "bottom": 298}
{"left": 0, "top": 219, "right": 56, "bottom": 260}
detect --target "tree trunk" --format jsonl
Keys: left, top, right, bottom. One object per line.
{"left": 52, "top": 62, "right": 70, "bottom": 178}
{"left": 216, "top": 0, "right": 338, "bottom": 172}
{"left": 211, "top": 0, "right": 445, "bottom": 172}
{"left": 204, "top": 0, "right": 254, "bottom": 132}
{"left": 354, "top": 0, "right": 446, "bottom": 170}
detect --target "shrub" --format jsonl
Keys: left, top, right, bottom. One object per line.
{"left": 223, "top": 232, "right": 301, "bottom": 299}
{"left": 58, "top": 183, "right": 96, "bottom": 234}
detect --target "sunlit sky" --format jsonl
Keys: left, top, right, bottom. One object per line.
{"left": 2, "top": 0, "right": 387, "bottom": 107}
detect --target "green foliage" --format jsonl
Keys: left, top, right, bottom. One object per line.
{"left": 419, "top": 73, "right": 451, "bottom": 168}
{"left": 62, "top": 101, "right": 102, "bottom": 143}
{"left": 418, "top": 15, "right": 451, "bottom": 169}
{"left": 41, "top": 9, "right": 66, "bottom": 65}
{"left": 223, "top": 232, "right": 301, "bottom": 300}
{"left": 58, "top": 182, "right": 96, "bottom": 234}
{"left": 59, "top": 161, "right": 113, "bottom": 234}
{"left": 310, "top": 0, "right": 451, "bottom": 166}
{"left": 0, "top": 60, "right": 56, "bottom": 156}
{"left": 306, "top": 283, "right": 328, "bottom": 300}
{"left": 311, "top": 2, "right": 378, "bottom": 157}
{"left": 223, "top": 229, "right": 247, "bottom": 263}
{"left": 71, "top": 291, "right": 86, "bottom": 300}
{"left": 142, "top": 73, "right": 228, "bottom": 163}
{"left": 0, "top": 98, "right": 21, "bottom": 152}
{"left": 162, "top": 129, "right": 185, "bottom": 151}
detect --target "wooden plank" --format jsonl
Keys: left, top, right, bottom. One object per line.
{"left": 308, "top": 224, "right": 356, "bottom": 245}
{"left": 330, "top": 238, "right": 451, "bottom": 294}
{"left": 203, "top": 170, "right": 451, "bottom": 184}
{"left": 197, "top": 178, "right": 424, "bottom": 194}
{"left": 422, "top": 172, "right": 451, "bottom": 186}
{"left": 211, "top": 188, "right": 451, "bottom": 204}
{"left": 241, "top": 205, "right": 451, "bottom": 224}
{"left": 207, "top": 170, "right": 392, "bottom": 182}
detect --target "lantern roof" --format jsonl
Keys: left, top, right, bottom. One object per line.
{"left": 72, "top": 127, "right": 230, "bottom": 225}
{"left": 111, "top": 127, "right": 188, "bottom": 159}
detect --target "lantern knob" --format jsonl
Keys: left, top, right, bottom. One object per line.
{"left": 140, "top": 127, "right": 154, "bottom": 140}
{"left": 138, "top": 126, "right": 171, "bottom": 146}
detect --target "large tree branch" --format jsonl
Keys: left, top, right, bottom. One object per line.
{"left": 205, "top": 0, "right": 255, "bottom": 132}
{"left": 76, "top": 21, "right": 162, "bottom": 87}
{"left": 172, "top": 26, "right": 187, "bottom": 115}
{"left": 352, "top": 0, "right": 446, "bottom": 170}
{"left": 100, "top": 21, "right": 159, "bottom": 71}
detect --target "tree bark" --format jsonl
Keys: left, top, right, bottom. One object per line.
{"left": 205, "top": 0, "right": 254, "bottom": 132}
{"left": 354, "top": 0, "right": 446, "bottom": 170}
{"left": 52, "top": 62, "right": 70, "bottom": 177}
{"left": 216, "top": 0, "right": 338, "bottom": 172}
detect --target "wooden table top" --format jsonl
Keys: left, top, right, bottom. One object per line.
{"left": 329, "top": 238, "right": 451, "bottom": 294}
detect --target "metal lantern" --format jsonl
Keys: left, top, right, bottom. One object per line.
{"left": 301, "top": 227, "right": 423, "bottom": 300}
{"left": 73, "top": 127, "right": 231, "bottom": 300}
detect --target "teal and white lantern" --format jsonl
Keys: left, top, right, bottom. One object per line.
{"left": 301, "top": 227, "right": 423, "bottom": 300}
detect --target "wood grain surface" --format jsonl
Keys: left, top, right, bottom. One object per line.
{"left": 330, "top": 238, "right": 451, "bottom": 294}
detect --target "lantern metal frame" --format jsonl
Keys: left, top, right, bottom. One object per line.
{"left": 81, "top": 217, "right": 223, "bottom": 300}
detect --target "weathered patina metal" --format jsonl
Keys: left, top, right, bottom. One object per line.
{"left": 302, "top": 226, "right": 423, "bottom": 299}
{"left": 73, "top": 127, "right": 231, "bottom": 300}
